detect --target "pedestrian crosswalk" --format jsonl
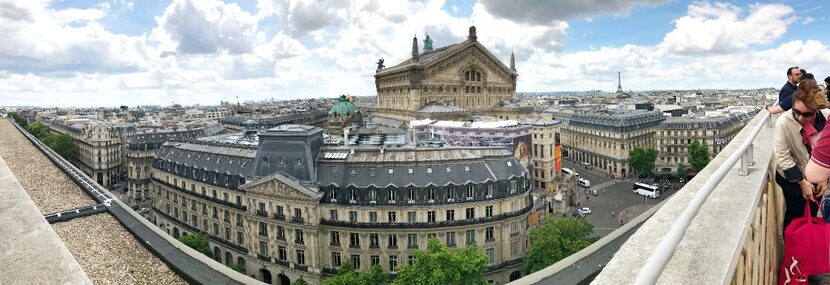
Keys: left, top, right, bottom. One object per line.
{"left": 592, "top": 180, "right": 617, "bottom": 191}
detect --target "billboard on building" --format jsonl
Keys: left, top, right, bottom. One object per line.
{"left": 511, "top": 134, "right": 532, "bottom": 169}
{"left": 411, "top": 123, "right": 532, "bottom": 168}
{"left": 555, "top": 133, "right": 562, "bottom": 174}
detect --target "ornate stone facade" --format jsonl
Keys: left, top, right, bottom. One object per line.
{"left": 549, "top": 109, "right": 666, "bottom": 178}
{"left": 149, "top": 126, "right": 531, "bottom": 285}
{"left": 374, "top": 26, "right": 518, "bottom": 118}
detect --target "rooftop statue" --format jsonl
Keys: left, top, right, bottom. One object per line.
{"left": 423, "top": 33, "right": 433, "bottom": 50}
{"left": 376, "top": 58, "right": 384, "bottom": 71}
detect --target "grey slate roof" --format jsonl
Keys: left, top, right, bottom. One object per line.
{"left": 222, "top": 110, "right": 328, "bottom": 127}
{"left": 660, "top": 111, "right": 759, "bottom": 130}
{"left": 551, "top": 109, "right": 665, "bottom": 131}
{"left": 156, "top": 142, "right": 256, "bottom": 177}
{"left": 158, "top": 129, "right": 527, "bottom": 190}
{"left": 317, "top": 147, "right": 525, "bottom": 188}
{"left": 128, "top": 129, "right": 207, "bottom": 150}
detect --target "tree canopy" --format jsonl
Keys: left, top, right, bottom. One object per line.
{"left": 8, "top": 112, "right": 27, "bottom": 128}
{"left": 392, "top": 238, "right": 487, "bottom": 285}
{"left": 19, "top": 121, "right": 78, "bottom": 161}
{"left": 321, "top": 262, "right": 387, "bottom": 285}
{"left": 688, "top": 140, "right": 710, "bottom": 172}
{"left": 676, "top": 163, "right": 688, "bottom": 178}
{"left": 628, "top": 148, "right": 659, "bottom": 175}
{"left": 178, "top": 233, "right": 213, "bottom": 259}
{"left": 523, "top": 217, "right": 597, "bottom": 274}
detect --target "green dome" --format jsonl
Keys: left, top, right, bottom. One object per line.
{"left": 330, "top": 95, "right": 358, "bottom": 117}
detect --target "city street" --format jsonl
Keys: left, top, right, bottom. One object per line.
{"left": 560, "top": 160, "right": 681, "bottom": 237}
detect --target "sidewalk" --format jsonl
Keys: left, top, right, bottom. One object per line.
{"left": 564, "top": 159, "right": 632, "bottom": 182}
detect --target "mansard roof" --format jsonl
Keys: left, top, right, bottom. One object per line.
{"left": 316, "top": 146, "right": 526, "bottom": 189}
{"left": 128, "top": 128, "right": 206, "bottom": 151}
{"left": 156, "top": 142, "right": 256, "bottom": 177}
{"left": 551, "top": 109, "right": 666, "bottom": 132}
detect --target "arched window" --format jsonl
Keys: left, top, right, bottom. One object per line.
{"left": 465, "top": 70, "right": 482, "bottom": 82}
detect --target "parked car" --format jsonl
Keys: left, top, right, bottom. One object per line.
{"left": 577, "top": 207, "right": 592, "bottom": 215}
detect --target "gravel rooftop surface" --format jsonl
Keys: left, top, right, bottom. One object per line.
{"left": 0, "top": 120, "right": 95, "bottom": 213}
{"left": 52, "top": 215, "right": 187, "bottom": 285}
{"left": 1, "top": 120, "right": 186, "bottom": 284}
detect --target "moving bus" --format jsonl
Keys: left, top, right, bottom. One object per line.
{"left": 562, "top": 167, "right": 577, "bottom": 176}
{"left": 632, "top": 182, "right": 660, "bottom": 199}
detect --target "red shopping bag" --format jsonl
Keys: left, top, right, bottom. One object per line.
{"left": 780, "top": 201, "right": 830, "bottom": 284}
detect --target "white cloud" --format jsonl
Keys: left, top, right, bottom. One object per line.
{"left": 479, "top": 0, "right": 666, "bottom": 25}
{"left": 661, "top": 2, "right": 796, "bottom": 54}
{"left": 1, "top": 0, "right": 829, "bottom": 107}
{"left": 151, "top": 0, "right": 258, "bottom": 55}
{"left": 0, "top": 1, "right": 148, "bottom": 76}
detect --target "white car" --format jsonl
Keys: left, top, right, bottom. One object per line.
{"left": 578, "top": 178, "right": 591, "bottom": 188}
{"left": 577, "top": 207, "right": 592, "bottom": 215}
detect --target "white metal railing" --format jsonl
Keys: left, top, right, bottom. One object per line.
{"left": 634, "top": 107, "right": 773, "bottom": 284}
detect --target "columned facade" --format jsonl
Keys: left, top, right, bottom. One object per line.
{"left": 374, "top": 26, "right": 519, "bottom": 120}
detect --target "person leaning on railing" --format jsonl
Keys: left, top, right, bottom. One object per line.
{"left": 773, "top": 79, "right": 830, "bottom": 231}
{"left": 766, "top": 66, "right": 802, "bottom": 114}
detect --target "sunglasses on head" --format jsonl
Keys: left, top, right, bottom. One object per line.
{"left": 793, "top": 108, "right": 816, "bottom": 118}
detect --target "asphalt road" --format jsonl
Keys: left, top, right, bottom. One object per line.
{"left": 560, "top": 160, "right": 684, "bottom": 237}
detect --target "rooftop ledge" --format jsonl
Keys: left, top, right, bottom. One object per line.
{"left": 512, "top": 110, "right": 781, "bottom": 284}
{"left": 0, "top": 156, "right": 92, "bottom": 284}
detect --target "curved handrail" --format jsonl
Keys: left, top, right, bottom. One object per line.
{"left": 634, "top": 108, "right": 772, "bottom": 284}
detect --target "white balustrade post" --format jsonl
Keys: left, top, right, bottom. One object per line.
{"left": 739, "top": 150, "right": 750, "bottom": 176}
{"left": 747, "top": 143, "right": 754, "bottom": 166}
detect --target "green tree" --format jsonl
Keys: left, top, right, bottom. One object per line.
{"left": 393, "top": 238, "right": 487, "bottom": 285}
{"left": 295, "top": 278, "right": 308, "bottom": 285}
{"left": 688, "top": 140, "right": 710, "bottom": 172}
{"left": 177, "top": 233, "right": 213, "bottom": 259}
{"left": 322, "top": 262, "right": 386, "bottom": 285}
{"left": 50, "top": 133, "right": 77, "bottom": 161}
{"left": 9, "top": 112, "right": 27, "bottom": 128}
{"left": 628, "top": 148, "right": 659, "bottom": 176}
{"left": 228, "top": 262, "right": 245, "bottom": 274}
{"left": 523, "top": 217, "right": 597, "bottom": 274}
{"left": 676, "top": 163, "right": 688, "bottom": 178}
{"left": 361, "top": 265, "right": 388, "bottom": 285}
{"left": 26, "top": 121, "right": 49, "bottom": 139}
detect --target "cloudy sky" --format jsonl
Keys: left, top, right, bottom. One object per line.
{"left": 2, "top": 0, "right": 829, "bottom": 107}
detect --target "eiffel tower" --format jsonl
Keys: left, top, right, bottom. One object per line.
{"left": 616, "top": 72, "right": 623, "bottom": 94}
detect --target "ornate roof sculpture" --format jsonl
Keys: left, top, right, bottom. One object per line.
{"left": 329, "top": 94, "right": 359, "bottom": 118}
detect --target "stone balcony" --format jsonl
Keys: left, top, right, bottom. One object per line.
{"left": 512, "top": 111, "right": 784, "bottom": 284}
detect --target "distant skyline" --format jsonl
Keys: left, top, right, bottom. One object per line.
{"left": 2, "top": 0, "right": 829, "bottom": 107}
